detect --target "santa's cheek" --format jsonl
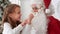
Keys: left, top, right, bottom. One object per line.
{"left": 34, "top": 10, "right": 38, "bottom": 12}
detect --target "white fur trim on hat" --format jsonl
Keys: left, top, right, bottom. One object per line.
{"left": 45, "top": 9, "right": 51, "bottom": 16}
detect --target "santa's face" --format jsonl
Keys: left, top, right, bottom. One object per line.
{"left": 31, "top": 4, "right": 42, "bottom": 12}
{"left": 32, "top": 4, "right": 39, "bottom": 12}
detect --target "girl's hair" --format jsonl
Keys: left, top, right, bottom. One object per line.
{"left": 2, "top": 4, "right": 21, "bottom": 28}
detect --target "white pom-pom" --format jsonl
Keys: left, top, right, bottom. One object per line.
{"left": 45, "top": 9, "right": 53, "bottom": 16}
{"left": 45, "top": 9, "right": 55, "bottom": 16}
{"left": 45, "top": 9, "right": 51, "bottom": 14}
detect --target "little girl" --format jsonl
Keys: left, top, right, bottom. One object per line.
{"left": 2, "top": 4, "right": 34, "bottom": 34}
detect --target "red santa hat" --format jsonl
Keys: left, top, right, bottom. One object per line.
{"left": 44, "top": 0, "right": 51, "bottom": 9}
{"left": 44, "top": 0, "right": 54, "bottom": 16}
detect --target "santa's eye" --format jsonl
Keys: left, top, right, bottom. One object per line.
{"left": 32, "top": 7, "right": 38, "bottom": 10}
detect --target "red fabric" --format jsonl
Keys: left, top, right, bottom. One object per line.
{"left": 44, "top": 0, "right": 51, "bottom": 8}
{"left": 48, "top": 16, "right": 60, "bottom": 34}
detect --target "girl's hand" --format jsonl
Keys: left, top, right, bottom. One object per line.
{"left": 21, "top": 14, "right": 34, "bottom": 26}
{"left": 21, "top": 20, "right": 27, "bottom": 26}
{"left": 21, "top": 19, "right": 31, "bottom": 25}
{"left": 26, "top": 14, "right": 34, "bottom": 24}
{"left": 28, "top": 14, "right": 34, "bottom": 21}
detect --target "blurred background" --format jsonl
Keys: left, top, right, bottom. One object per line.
{"left": 0, "top": 0, "right": 60, "bottom": 34}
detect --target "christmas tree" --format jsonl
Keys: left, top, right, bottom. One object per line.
{"left": 0, "top": 0, "right": 11, "bottom": 21}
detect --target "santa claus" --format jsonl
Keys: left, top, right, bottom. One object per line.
{"left": 30, "top": 0, "right": 60, "bottom": 34}
{"left": 30, "top": 0, "right": 48, "bottom": 34}
{"left": 20, "top": 0, "right": 60, "bottom": 34}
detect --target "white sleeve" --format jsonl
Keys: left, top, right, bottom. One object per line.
{"left": 21, "top": 24, "right": 31, "bottom": 34}
{"left": 13, "top": 24, "right": 23, "bottom": 33}
{"left": 2, "top": 23, "right": 23, "bottom": 34}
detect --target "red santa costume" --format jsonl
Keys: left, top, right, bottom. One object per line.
{"left": 44, "top": 0, "right": 60, "bottom": 34}
{"left": 48, "top": 16, "right": 60, "bottom": 34}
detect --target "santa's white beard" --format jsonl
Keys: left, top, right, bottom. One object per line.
{"left": 31, "top": 9, "right": 48, "bottom": 34}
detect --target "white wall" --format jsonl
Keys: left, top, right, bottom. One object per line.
{"left": 9, "top": 0, "right": 21, "bottom": 6}
{"left": 52, "top": 0, "right": 60, "bottom": 20}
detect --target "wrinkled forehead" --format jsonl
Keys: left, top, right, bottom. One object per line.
{"left": 31, "top": 4, "right": 38, "bottom": 7}
{"left": 31, "top": 4, "right": 42, "bottom": 8}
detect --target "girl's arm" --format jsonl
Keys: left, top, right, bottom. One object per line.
{"left": 3, "top": 23, "right": 24, "bottom": 34}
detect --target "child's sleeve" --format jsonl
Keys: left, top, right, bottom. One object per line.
{"left": 2, "top": 23, "right": 23, "bottom": 34}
